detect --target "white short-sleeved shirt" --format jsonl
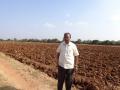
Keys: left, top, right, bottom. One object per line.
{"left": 56, "top": 41, "right": 79, "bottom": 69}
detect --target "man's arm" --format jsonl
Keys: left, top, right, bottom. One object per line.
{"left": 74, "top": 56, "right": 78, "bottom": 70}
{"left": 73, "top": 44, "right": 79, "bottom": 69}
{"left": 57, "top": 53, "right": 60, "bottom": 67}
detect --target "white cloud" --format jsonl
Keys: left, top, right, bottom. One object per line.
{"left": 102, "top": 0, "right": 120, "bottom": 21}
{"left": 111, "top": 15, "right": 120, "bottom": 21}
{"left": 76, "top": 22, "right": 88, "bottom": 25}
{"left": 64, "top": 20, "right": 88, "bottom": 26}
{"left": 43, "top": 22, "right": 56, "bottom": 28}
{"left": 64, "top": 20, "right": 73, "bottom": 26}
{"left": 65, "top": 13, "right": 71, "bottom": 18}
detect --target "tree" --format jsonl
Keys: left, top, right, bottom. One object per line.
{"left": 82, "top": 40, "right": 92, "bottom": 44}
{"left": 91, "top": 40, "right": 100, "bottom": 44}
{"left": 76, "top": 39, "right": 82, "bottom": 44}
{"left": 0, "top": 39, "right": 3, "bottom": 41}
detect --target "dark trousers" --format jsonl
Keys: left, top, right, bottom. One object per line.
{"left": 57, "top": 66, "right": 74, "bottom": 90}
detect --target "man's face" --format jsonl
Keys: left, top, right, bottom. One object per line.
{"left": 64, "top": 34, "right": 71, "bottom": 44}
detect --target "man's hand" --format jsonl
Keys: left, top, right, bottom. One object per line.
{"left": 73, "top": 65, "right": 78, "bottom": 78}
{"left": 74, "top": 65, "right": 78, "bottom": 72}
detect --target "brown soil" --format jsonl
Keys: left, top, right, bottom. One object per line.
{"left": 0, "top": 42, "right": 120, "bottom": 90}
{"left": 0, "top": 53, "right": 59, "bottom": 90}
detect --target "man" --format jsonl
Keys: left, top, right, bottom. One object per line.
{"left": 56, "top": 33, "right": 79, "bottom": 90}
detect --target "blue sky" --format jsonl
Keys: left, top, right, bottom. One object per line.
{"left": 0, "top": 0, "right": 120, "bottom": 40}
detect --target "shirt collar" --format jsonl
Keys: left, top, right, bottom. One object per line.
{"left": 63, "top": 41, "right": 71, "bottom": 46}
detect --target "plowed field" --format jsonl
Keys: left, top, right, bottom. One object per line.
{"left": 0, "top": 42, "right": 120, "bottom": 90}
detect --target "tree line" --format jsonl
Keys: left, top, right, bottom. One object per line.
{"left": 75, "top": 39, "right": 120, "bottom": 45}
{"left": 0, "top": 38, "right": 120, "bottom": 45}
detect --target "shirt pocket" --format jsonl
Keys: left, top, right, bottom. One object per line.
{"left": 67, "top": 47, "right": 73, "bottom": 55}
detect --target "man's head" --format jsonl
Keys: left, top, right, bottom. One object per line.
{"left": 63, "top": 32, "right": 71, "bottom": 44}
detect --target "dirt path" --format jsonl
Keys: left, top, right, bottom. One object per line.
{"left": 0, "top": 55, "right": 32, "bottom": 90}
{"left": 0, "top": 53, "right": 58, "bottom": 90}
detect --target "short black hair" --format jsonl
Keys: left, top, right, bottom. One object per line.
{"left": 64, "top": 32, "right": 71, "bottom": 38}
